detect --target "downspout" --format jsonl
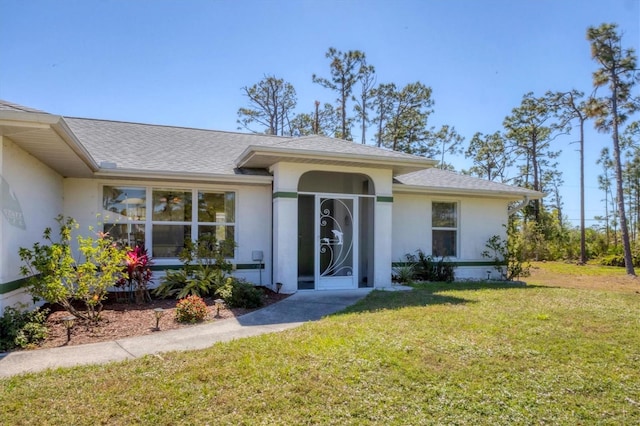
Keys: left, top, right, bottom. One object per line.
{"left": 508, "top": 196, "right": 530, "bottom": 216}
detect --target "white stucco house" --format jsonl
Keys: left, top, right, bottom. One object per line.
{"left": 0, "top": 100, "right": 542, "bottom": 314}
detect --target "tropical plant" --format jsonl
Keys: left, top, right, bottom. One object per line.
{"left": 392, "top": 263, "right": 416, "bottom": 284}
{"left": 116, "top": 245, "right": 153, "bottom": 304}
{"left": 405, "top": 249, "right": 455, "bottom": 282}
{"left": 19, "top": 215, "right": 127, "bottom": 322}
{"left": 154, "top": 235, "right": 234, "bottom": 299}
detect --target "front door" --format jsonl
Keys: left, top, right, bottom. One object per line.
{"left": 317, "top": 196, "right": 358, "bottom": 289}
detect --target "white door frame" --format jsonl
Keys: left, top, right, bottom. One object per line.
{"left": 315, "top": 194, "right": 358, "bottom": 290}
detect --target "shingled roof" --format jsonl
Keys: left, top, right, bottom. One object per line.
{"left": 394, "top": 168, "right": 542, "bottom": 199}
{"left": 65, "top": 117, "right": 285, "bottom": 176}
{"left": 0, "top": 99, "right": 542, "bottom": 198}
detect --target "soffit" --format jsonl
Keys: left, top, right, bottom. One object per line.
{"left": 0, "top": 114, "right": 97, "bottom": 178}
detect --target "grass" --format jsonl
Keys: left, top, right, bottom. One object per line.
{"left": 1, "top": 263, "right": 639, "bottom": 424}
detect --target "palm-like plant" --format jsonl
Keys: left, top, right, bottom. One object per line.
{"left": 118, "top": 246, "right": 153, "bottom": 304}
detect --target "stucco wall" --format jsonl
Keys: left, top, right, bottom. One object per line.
{"left": 1, "top": 136, "right": 64, "bottom": 314}
{"left": 271, "top": 162, "right": 393, "bottom": 292}
{"left": 392, "top": 192, "right": 508, "bottom": 280}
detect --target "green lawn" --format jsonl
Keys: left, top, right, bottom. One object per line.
{"left": 2, "top": 270, "right": 639, "bottom": 424}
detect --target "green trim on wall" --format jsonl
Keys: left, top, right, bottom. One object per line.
{"left": 236, "top": 263, "right": 265, "bottom": 270}
{"left": 376, "top": 196, "right": 394, "bottom": 203}
{"left": 272, "top": 191, "right": 298, "bottom": 199}
{"left": 150, "top": 263, "right": 264, "bottom": 272}
{"left": 392, "top": 261, "right": 506, "bottom": 268}
{"left": 0, "top": 277, "right": 29, "bottom": 295}
{"left": 1, "top": 264, "right": 266, "bottom": 295}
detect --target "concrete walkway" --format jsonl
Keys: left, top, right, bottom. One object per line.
{"left": 0, "top": 288, "right": 400, "bottom": 378}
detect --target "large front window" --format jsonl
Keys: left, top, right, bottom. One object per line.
{"left": 432, "top": 202, "right": 457, "bottom": 257}
{"left": 103, "top": 186, "right": 236, "bottom": 259}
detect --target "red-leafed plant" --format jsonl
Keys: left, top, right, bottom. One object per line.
{"left": 118, "top": 246, "right": 153, "bottom": 304}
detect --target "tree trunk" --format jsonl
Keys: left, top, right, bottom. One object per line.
{"left": 580, "top": 119, "right": 586, "bottom": 264}
{"left": 611, "top": 89, "right": 636, "bottom": 275}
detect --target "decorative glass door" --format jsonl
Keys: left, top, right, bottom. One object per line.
{"left": 317, "top": 196, "right": 358, "bottom": 289}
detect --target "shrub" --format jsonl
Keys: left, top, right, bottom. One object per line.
{"left": 0, "top": 304, "right": 50, "bottom": 351}
{"left": 482, "top": 227, "right": 530, "bottom": 281}
{"left": 222, "top": 279, "right": 264, "bottom": 309}
{"left": 405, "top": 249, "right": 456, "bottom": 282}
{"left": 600, "top": 253, "right": 625, "bottom": 267}
{"left": 175, "top": 295, "right": 209, "bottom": 323}
{"left": 598, "top": 252, "right": 640, "bottom": 267}
{"left": 19, "top": 215, "right": 127, "bottom": 322}
{"left": 392, "top": 263, "right": 416, "bottom": 284}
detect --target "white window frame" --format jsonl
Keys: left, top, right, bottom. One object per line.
{"left": 431, "top": 201, "right": 459, "bottom": 259}
{"left": 101, "top": 184, "right": 237, "bottom": 263}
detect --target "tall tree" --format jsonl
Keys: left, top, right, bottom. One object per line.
{"left": 427, "top": 125, "right": 465, "bottom": 170}
{"left": 312, "top": 48, "right": 367, "bottom": 140}
{"left": 237, "top": 75, "right": 297, "bottom": 135}
{"left": 544, "top": 169, "right": 566, "bottom": 232}
{"left": 290, "top": 102, "right": 340, "bottom": 137}
{"left": 374, "top": 81, "right": 434, "bottom": 154}
{"left": 586, "top": 23, "right": 639, "bottom": 276}
{"left": 353, "top": 59, "right": 376, "bottom": 144}
{"left": 465, "top": 131, "right": 514, "bottom": 182}
{"left": 503, "top": 92, "right": 569, "bottom": 222}
{"left": 553, "top": 90, "right": 589, "bottom": 263}
{"left": 371, "top": 83, "right": 396, "bottom": 147}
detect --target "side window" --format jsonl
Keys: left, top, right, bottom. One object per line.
{"left": 432, "top": 202, "right": 457, "bottom": 257}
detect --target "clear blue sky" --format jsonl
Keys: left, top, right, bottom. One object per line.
{"left": 1, "top": 0, "right": 639, "bottom": 226}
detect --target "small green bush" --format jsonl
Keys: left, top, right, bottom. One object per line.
{"left": 600, "top": 254, "right": 626, "bottom": 267}
{"left": 392, "top": 263, "right": 416, "bottom": 284}
{"left": 598, "top": 252, "right": 640, "bottom": 267}
{"left": 0, "top": 304, "right": 50, "bottom": 351}
{"left": 224, "top": 279, "right": 263, "bottom": 309}
{"left": 405, "top": 249, "right": 456, "bottom": 282}
{"left": 175, "top": 295, "right": 208, "bottom": 323}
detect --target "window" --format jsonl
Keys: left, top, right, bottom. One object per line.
{"left": 152, "top": 189, "right": 192, "bottom": 258}
{"left": 102, "top": 186, "right": 146, "bottom": 248}
{"left": 102, "top": 186, "right": 236, "bottom": 259}
{"left": 196, "top": 191, "right": 235, "bottom": 257}
{"left": 432, "top": 202, "right": 457, "bottom": 257}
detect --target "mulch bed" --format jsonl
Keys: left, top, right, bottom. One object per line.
{"left": 38, "top": 287, "right": 289, "bottom": 349}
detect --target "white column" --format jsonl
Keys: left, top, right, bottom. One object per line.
{"left": 374, "top": 197, "right": 393, "bottom": 288}
{"left": 272, "top": 195, "right": 298, "bottom": 293}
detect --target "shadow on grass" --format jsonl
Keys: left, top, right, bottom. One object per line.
{"left": 412, "top": 280, "right": 531, "bottom": 293}
{"left": 335, "top": 280, "right": 536, "bottom": 316}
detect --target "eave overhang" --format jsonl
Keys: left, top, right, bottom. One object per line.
{"left": 0, "top": 111, "right": 99, "bottom": 177}
{"left": 236, "top": 145, "right": 437, "bottom": 176}
{"left": 393, "top": 182, "right": 544, "bottom": 200}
